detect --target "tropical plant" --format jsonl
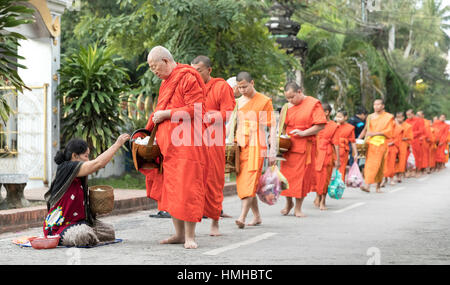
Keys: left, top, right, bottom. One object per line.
{"left": 58, "top": 44, "right": 130, "bottom": 157}
{"left": 0, "top": 0, "right": 34, "bottom": 123}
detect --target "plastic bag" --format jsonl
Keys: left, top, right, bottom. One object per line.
{"left": 328, "top": 168, "right": 346, "bottom": 200}
{"left": 406, "top": 152, "right": 415, "bottom": 170}
{"left": 346, "top": 161, "right": 363, "bottom": 187}
{"left": 256, "top": 165, "right": 287, "bottom": 205}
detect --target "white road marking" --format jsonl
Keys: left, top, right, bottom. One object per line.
{"left": 203, "top": 232, "right": 278, "bottom": 256}
{"left": 389, "top": 187, "right": 406, "bottom": 194}
{"left": 333, "top": 202, "right": 366, "bottom": 213}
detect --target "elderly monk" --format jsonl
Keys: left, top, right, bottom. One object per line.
{"left": 405, "top": 109, "right": 425, "bottom": 177}
{"left": 417, "top": 111, "right": 432, "bottom": 174}
{"left": 191, "top": 55, "right": 236, "bottom": 236}
{"left": 393, "top": 112, "right": 413, "bottom": 182}
{"left": 143, "top": 46, "right": 209, "bottom": 249}
{"left": 234, "top": 71, "right": 277, "bottom": 229}
{"left": 359, "top": 99, "right": 394, "bottom": 193}
{"left": 280, "top": 82, "right": 326, "bottom": 217}
{"left": 313, "top": 102, "right": 339, "bottom": 211}
{"left": 434, "top": 114, "right": 450, "bottom": 170}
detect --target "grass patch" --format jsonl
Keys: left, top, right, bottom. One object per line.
{"left": 88, "top": 171, "right": 146, "bottom": 190}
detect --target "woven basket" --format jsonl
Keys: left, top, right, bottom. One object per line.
{"left": 89, "top": 185, "right": 114, "bottom": 215}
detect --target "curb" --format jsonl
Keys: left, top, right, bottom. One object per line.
{"left": 0, "top": 182, "right": 237, "bottom": 234}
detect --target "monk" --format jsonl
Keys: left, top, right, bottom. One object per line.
{"left": 191, "top": 55, "right": 236, "bottom": 236}
{"left": 382, "top": 116, "right": 400, "bottom": 186}
{"left": 313, "top": 102, "right": 339, "bottom": 211}
{"left": 234, "top": 71, "right": 277, "bottom": 229}
{"left": 359, "top": 99, "right": 394, "bottom": 193}
{"left": 418, "top": 111, "right": 432, "bottom": 174}
{"left": 393, "top": 112, "right": 413, "bottom": 182}
{"left": 334, "top": 110, "right": 358, "bottom": 182}
{"left": 143, "top": 46, "right": 209, "bottom": 249}
{"left": 434, "top": 114, "right": 450, "bottom": 170}
{"left": 280, "top": 82, "right": 326, "bottom": 217}
{"left": 405, "top": 109, "right": 425, "bottom": 177}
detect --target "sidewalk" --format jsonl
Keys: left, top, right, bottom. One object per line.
{"left": 0, "top": 182, "right": 237, "bottom": 234}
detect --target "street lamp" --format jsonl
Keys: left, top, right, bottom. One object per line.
{"left": 265, "top": 1, "right": 307, "bottom": 85}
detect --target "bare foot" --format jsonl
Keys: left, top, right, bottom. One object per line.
{"left": 389, "top": 180, "right": 396, "bottom": 185}
{"left": 220, "top": 212, "right": 232, "bottom": 218}
{"left": 247, "top": 219, "right": 262, "bottom": 226}
{"left": 235, "top": 220, "right": 245, "bottom": 229}
{"left": 210, "top": 221, "right": 221, "bottom": 236}
{"left": 376, "top": 188, "right": 384, "bottom": 193}
{"left": 294, "top": 211, "right": 307, "bottom": 218}
{"left": 319, "top": 204, "right": 328, "bottom": 211}
{"left": 281, "top": 200, "right": 294, "bottom": 216}
{"left": 314, "top": 197, "right": 320, "bottom": 208}
{"left": 360, "top": 185, "right": 370, "bottom": 193}
{"left": 160, "top": 235, "right": 185, "bottom": 245}
{"left": 184, "top": 239, "right": 198, "bottom": 249}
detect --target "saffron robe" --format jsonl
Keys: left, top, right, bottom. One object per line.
{"left": 203, "top": 78, "right": 236, "bottom": 220}
{"left": 394, "top": 122, "right": 413, "bottom": 174}
{"left": 433, "top": 121, "right": 450, "bottom": 163}
{"left": 335, "top": 122, "right": 355, "bottom": 182}
{"left": 280, "top": 96, "right": 327, "bottom": 198}
{"left": 235, "top": 92, "right": 273, "bottom": 199}
{"left": 406, "top": 117, "right": 425, "bottom": 170}
{"left": 314, "top": 120, "right": 338, "bottom": 195}
{"left": 422, "top": 119, "right": 432, "bottom": 168}
{"left": 143, "top": 64, "right": 209, "bottom": 223}
{"left": 384, "top": 122, "right": 400, "bottom": 178}
{"left": 363, "top": 111, "right": 394, "bottom": 185}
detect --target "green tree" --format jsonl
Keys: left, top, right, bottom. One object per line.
{"left": 58, "top": 44, "right": 130, "bottom": 157}
{"left": 0, "top": 0, "right": 34, "bottom": 123}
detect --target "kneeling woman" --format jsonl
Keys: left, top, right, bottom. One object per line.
{"left": 43, "top": 134, "right": 130, "bottom": 247}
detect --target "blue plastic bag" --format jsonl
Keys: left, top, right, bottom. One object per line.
{"left": 328, "top": 168, "right": 346, "bottom": 200}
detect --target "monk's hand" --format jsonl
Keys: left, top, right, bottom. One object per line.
{"left": 152, "top": 110, "right": 171, "bottom": 124}
{"left": 289, "top": 129, "right": 305, "bottom": 137}
{"left": 116, "top": 133, "right": 130, "bottom": 146}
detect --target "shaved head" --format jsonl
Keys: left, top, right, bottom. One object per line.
{"left": 147, "top": 46, "right": 175, "bottom": 63}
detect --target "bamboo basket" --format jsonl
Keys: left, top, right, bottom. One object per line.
{"left": 89, "top": 185, "right": 114, "bottom": 215}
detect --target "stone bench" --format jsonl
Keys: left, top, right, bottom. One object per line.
{"left": 0, "top": 174, "right": 29, "bottom": 210}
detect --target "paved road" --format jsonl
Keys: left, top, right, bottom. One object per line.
{"left": 1, "top": 164, "right": 449, "bottom": 265}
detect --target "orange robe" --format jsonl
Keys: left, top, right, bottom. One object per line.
{"left": 394, "top": 122, "right": 413, "bottom": 174}
{"left": 235, "top": 92, "right": 273, "bottom": 199}
{"left": 280, "top": 96, "right": 327, "bottom": 198}
{"left": 203, "top": 78, "right": 236, "bottom": 220}
{"left": 143, "top": 63, "right": 209, "bottom": 223}
{"left": 335, "top": 122, "right": 355, "bottom": 182}
{"left": 406, "top": 117, "right": 425, "bottom": 170}
{"left": 314, "top": 120, "right": 338, "bottom": 195}
{"left": 429, "top": 127, "right": 437, "bottom": 168}
{"left": 384, "top": 122, "right": 401, "bottom": 178}
{"left": 363, "top": 111, "right": 394, "bottom": 185}
{"left": 422, "top": 119, "right": 432, "bottom": 169}
{"left": 433, "top": 121, "right": 450, "bottom": 163}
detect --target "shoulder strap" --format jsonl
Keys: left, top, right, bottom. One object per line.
{"left": 278, "top": 103, "right": 289, "bottom": 135}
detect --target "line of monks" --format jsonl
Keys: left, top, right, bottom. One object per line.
{"left": 139, "top": 46, "right": 450, "bottom": 249}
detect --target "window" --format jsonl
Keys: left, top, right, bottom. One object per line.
{"left": 0, "top": 87, "right": 18, "bottom": 158}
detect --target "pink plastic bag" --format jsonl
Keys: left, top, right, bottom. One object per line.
{"left": 256, "top": 165, "right": 285, "bottom": 205}
{"left": 346, "top": 161, "right": 363, "bottom": 187}
{"left": 406, "top": 152, "right": 415, "bottom": 170}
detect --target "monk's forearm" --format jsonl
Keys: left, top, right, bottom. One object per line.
{"left": 302, "top": 124, "right": 325, "bottom": 136}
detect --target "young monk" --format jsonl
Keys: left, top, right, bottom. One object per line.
{"left": 313, "top": 102, "right": 339, "bottom": 211}
{"left": 234, "top": 71, "right": 277, "bottom": 229}
{"left": 280, "top": 82, "right": 326, "bottom": 217}
{"left": 359, "top": 99, "right": 394, "bottom": 193}
{"left": 143, "top": 46, "right": 210, "bottom": 249}
{"left": 43, "top": 134, "right": 129, "bottom": 246}
{"left": 393, "top": 112, "right": 413, "bottom": 182}
{"left": 382, "top": 116, "right": 401, "bottom": 186}
{"left": 334, "top": 110, "right": 358, "bottom": 182}
{"left": 434, "top": 114, "right": 450, "bottom": 170}
{"left": 418, "top": 111, "right": 432, "bottom": 174}
{"left": 191, "top": 55, "right": 236, "bottom": 236}
{"left": 405, "top": 109, "right": 425, "bottom": 177}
